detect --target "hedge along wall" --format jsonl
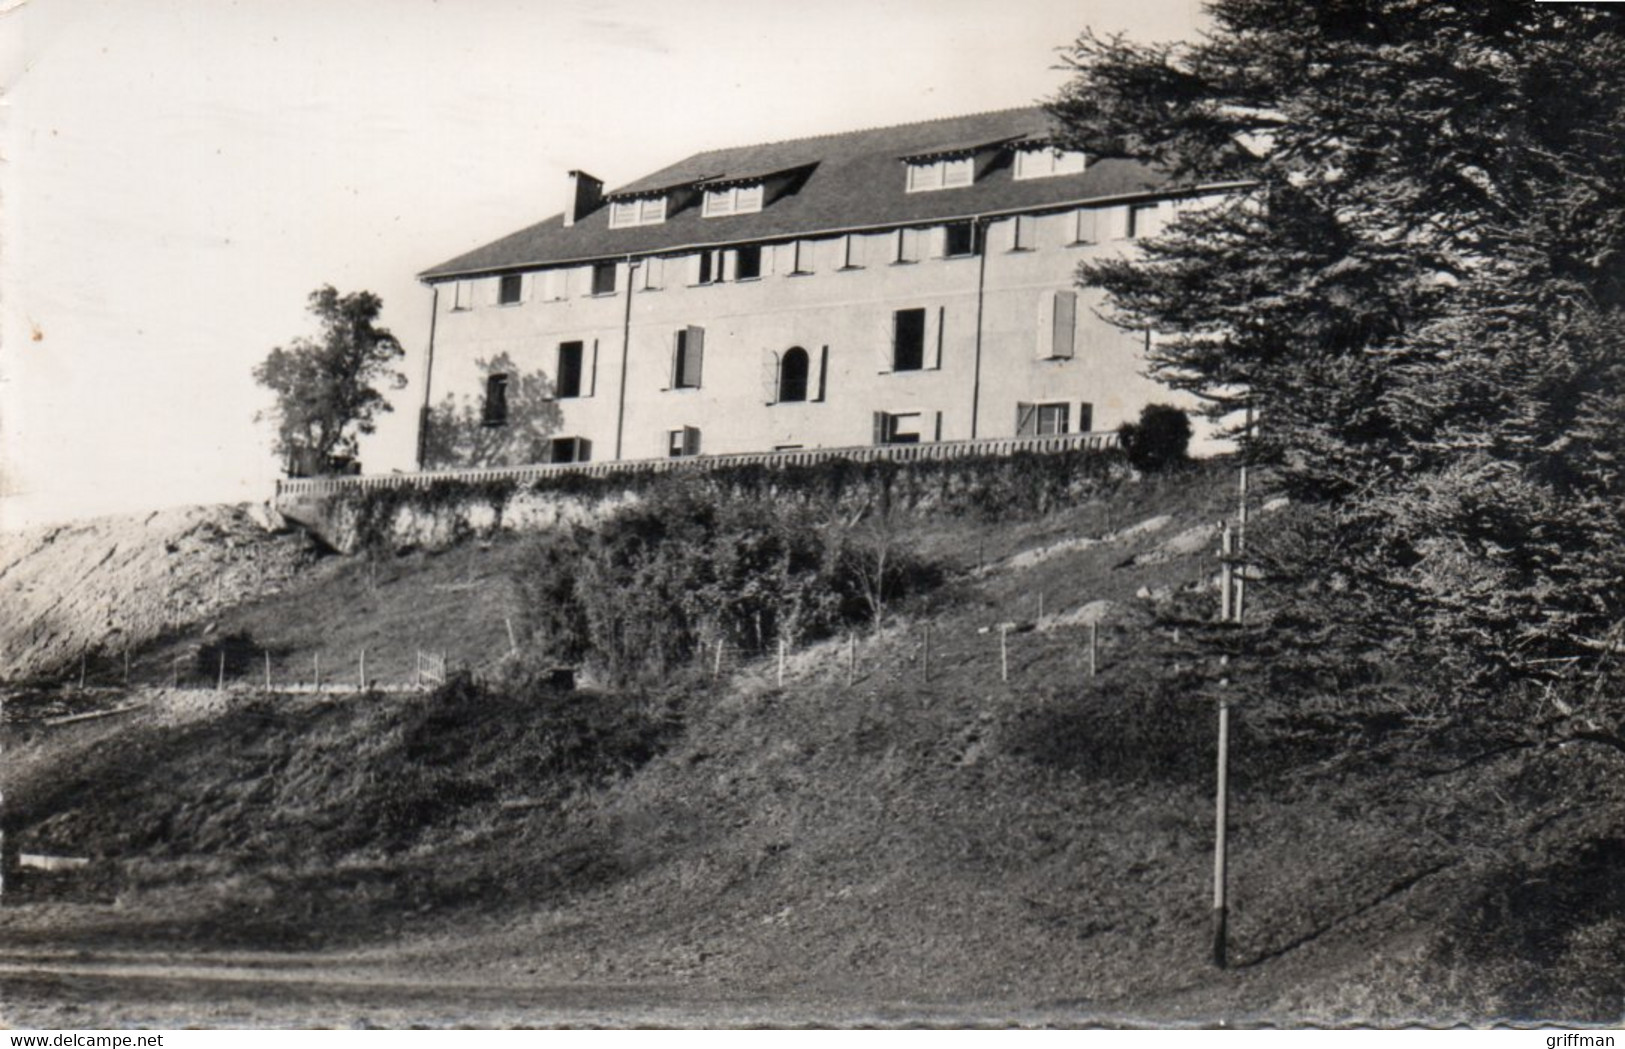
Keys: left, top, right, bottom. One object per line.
{"left": 282, "top": 448, "right": 1132, "bottom": 555}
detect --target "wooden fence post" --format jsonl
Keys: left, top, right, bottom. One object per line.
{"left": 777, "top": 638, "right": 786, "bottom": 688}
{"left": 505, "top": 617, "right": 519, "bottom": 656}
{"left": 217, "top": 651, "right": 225, "bottom": 692}
{"left": 1000, "top": 625, "right": 1010, "bottom": 683}
{"left": 264, "top": 651, "right": 272, "bottom": 692}
{"left": 1220, "top": 522, "right": 1234, "bottom": 623}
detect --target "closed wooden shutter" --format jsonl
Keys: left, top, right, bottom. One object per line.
{"left": 683, "top": 426, "right": 701, "bottom": 456}
{"left": 682, "top": 326, "right": 705, "bottom": 388}
{"left": 1052, "top": 291, "right": 1077, "bottom": 359}
{"left": 928, "top": 306, "right": 944, "bottom": 370}
{"left": 1015, "top": 402, "right": 1037, "bottom": 436}
{"left": 1074, "top": 209, "right": 1098, "bottom": 244}
{"left": 815, "top": 346, "right": 828, "bottom": 401}
{"left": 873, "top": 411, "right": 889, "bottom": 445}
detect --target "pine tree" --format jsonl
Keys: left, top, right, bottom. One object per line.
{"left": 1051, "top": 2, "right": 1625, "bottom": 696}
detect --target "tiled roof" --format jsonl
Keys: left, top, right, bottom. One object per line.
{"left": 419, "top": 107, "right": 1178, "bottom": 281}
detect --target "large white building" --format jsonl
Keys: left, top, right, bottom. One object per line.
{"left": 414, "top": 107, "right": 1224, "bottom": 469}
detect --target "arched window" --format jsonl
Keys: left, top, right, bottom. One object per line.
{"left": 779, "top": 346, "right": 810, "bottom": 403}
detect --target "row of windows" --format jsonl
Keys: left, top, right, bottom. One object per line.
{"left": 454, "top": 203, "right": 1182, "bottom": 312}
{"left": 601, "top": 146, "right": 1090, "bottom": 231}
{"left": 493, "top": 396, "right": 1100, "bottom": 470}
{"left": 479, "top": 289, "right": 1090, "bottom": 435}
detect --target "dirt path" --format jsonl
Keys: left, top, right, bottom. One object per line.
{"left": 0, "top": 952, "right": 1124, "bottom": 1028}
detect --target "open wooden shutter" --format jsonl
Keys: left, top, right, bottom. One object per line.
{"left": 1015, "top": 402, "right": 1037, "bottom": 436}
{"left": 928, "top": 306, "right": 944, "bottom": 369}
{"left": 814, "top": 346, "right": 829, "bottom": 401}
{"left": 873, "top": 411, "right": 889, "bottom": 445}
{"left": 1078, "top": 402, "right": 1094, "bottom": 434}
{"left": 683, "top": 426, "right": 701, "bottom": 456}
{"left": 878, "top": 313, "right": 895, "bottom": 373}
{"left": 1052, "top": 291, "right": 1077, "bottom": 359}
{"left": 928, "top": 226, "right": 947, "bottom": 258}
{"left": 932, "top": 411, "right": 943, "bottom": 442}
{"left": 588, "top": 339, "right": 599, "bottom": 397}
{"left": 669, "top": 331, "right": 682, "bottom": 388}
{"left": 682, "top": 326, "right": 704, "bottom": 388}
{"left": 762, "top": 349, "right": 780, "bottom": 404}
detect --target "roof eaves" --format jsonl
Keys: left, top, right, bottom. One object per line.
{"left": 415, "top": 179, "right": 1253, "bottom": 284}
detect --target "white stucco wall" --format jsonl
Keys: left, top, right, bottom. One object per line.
{"left": 423, "top": 196, "right": 1218, "bottom": 468}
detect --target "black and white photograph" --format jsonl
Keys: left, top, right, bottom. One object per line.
{"left": 3, "top": 0, "right": 1624, "bottom": 1032}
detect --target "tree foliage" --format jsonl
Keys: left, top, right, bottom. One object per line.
{"left": 1119, "top": 404, "right": 1192, "bottom": 473}
{"left": 1051, "top": 2, "right": 1625, "bottom": 693}
{"left": 254, "top": 286, "right": 406, "bottom": 476}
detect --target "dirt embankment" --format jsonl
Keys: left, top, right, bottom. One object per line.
{"left": 0, "top": 505, "right": 315, "bottom": 683}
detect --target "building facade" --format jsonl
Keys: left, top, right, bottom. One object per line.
{"left": 416, "top": 107, "right": 1227, "bottom": 468}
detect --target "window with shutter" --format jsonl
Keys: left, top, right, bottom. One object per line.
{"left": 665, "top": 426, "right": 701, "bottom": 456}
{"left": 1037, "top": 403, "right": 1070, "bottom": 435}
{"left": 1129, "top": 203, "right": 1164, "bottom": 239}
{"left": 1014, "top": 147, "right": 1086, "bottom": 180}
{"left": 894, "top": 228, "right": 921, "bottom": 264}
{"left": 549, "top": 436, "right": 591, "bottom": 463}
{"left": 1105, "top": 206, "right": 1132, "bottom": 241}
{"left": 840, "top": 234, "right": 864, "bottom": 270}
{"left": 1011, "top": 215, "right": 1036, "bottom": 251}
{"left": 451, "top": 281, "right": 473, "bottom": 311}
{"left": 591, "top": 262, "right": 617, "bottom": 296}
{"left": 1073, "top": 208, "right": 1099, "bottom": 245}
{"left": 483, "top": 374, "right": 510, "bottom": 427}
{"left": 943, "top": 221, "right": 976, "bottom": 257}
{"left": 778, "top": 347, "right": 810, "bottom": 403}
{"left": 791, "top": 240, "right": 815, "bottom": 274}
{"left": 556, "top": 342, "right": 584, "bottom": 399}
{"left": 498, "top": 274, "right": 523, "bottom": 305}
{"left": 893, "top": 308, "right": 926, "bottom": 371}
{"left": 1015, "top": 402, "right": 1037, "bottom": 436}
{"left": 681, "top": 327, "right": 704, "bottom": 387}
{"left": 735, "top": 245, "right": 762, "bottom": 281}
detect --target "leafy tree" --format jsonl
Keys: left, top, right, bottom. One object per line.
{"left": 1119, "top": 403, "right": 1191, "bottom": 473}
{"left": 254, "top": 286, "right": 406, "bottom": 476}
{"left": 1050, "top": 3, "right": 1625, "bottom": 700}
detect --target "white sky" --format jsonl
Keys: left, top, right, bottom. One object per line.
{"left": 0, "top": 0, "right": 1205, "bottom": 530}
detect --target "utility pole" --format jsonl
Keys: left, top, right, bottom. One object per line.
{"left": 1212, "top": 656, "right": 1232, "bottom": 969}
{"left": 1235, "top": 405, "right": 1253, "bottom": 624}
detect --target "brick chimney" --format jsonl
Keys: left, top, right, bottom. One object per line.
{"left": 564, "top": 170, "right": 604, "bottom": 227}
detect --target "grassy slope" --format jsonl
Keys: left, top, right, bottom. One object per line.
{"left": 5, "top": 459, "right": 1624, "bottom": 1025}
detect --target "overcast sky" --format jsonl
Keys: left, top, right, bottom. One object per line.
{"left": 0, "top": 0, "right": 1205, "bottom": 530}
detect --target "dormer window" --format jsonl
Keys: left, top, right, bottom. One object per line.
{"left": 1013, "top": 147, "right": 1087, "bottom": 180}
{"left": 906, "top": 156, "right": 974, "bottom": 193}
{"left": 702, "top": 183, "right": 764, "bottom": 217}
{"left": 608, "top": 196, "right": 667, "bottom": 229}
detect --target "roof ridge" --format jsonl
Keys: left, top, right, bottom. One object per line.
{"left": 683, "top": 104, "right": 1048, "bottom": 159}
